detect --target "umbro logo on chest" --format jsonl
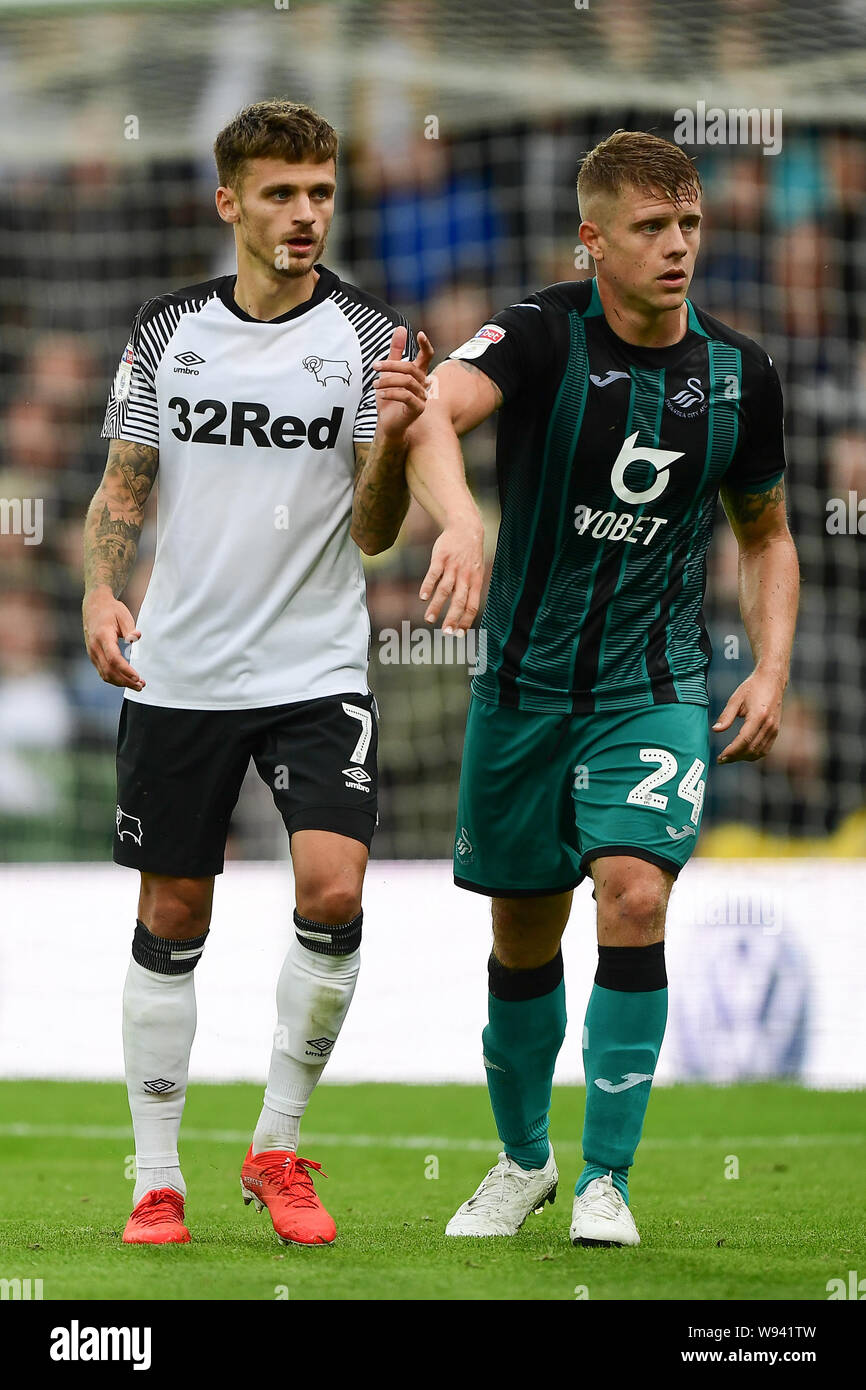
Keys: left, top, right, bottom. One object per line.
{"left": 173, "top": 351, "right": 206, "bottom": 375}
{"left": 172, "top": 352, "right": 354, "bottom": 386}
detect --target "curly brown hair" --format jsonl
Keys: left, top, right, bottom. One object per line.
{"left": 577, "top": 129, "right": 702, "bottom": 219}
{"left": 214, "top": 98, "right": 339, "bottom": 194}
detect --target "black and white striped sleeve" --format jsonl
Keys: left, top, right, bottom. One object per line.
{"left": 101, "top": 300, "right": 160, "bottom": 447}
{"left": 352, "top": 313, "right": 418, "bottom": 443}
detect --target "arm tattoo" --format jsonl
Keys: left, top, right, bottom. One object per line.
{"left": 353, "top": 439, "right": 370, "bottom": 488}
{"left": 454, "top": 359, "right": 503, "bottom": 409}
{"left": 723, "top": 480, "right": 786, "bottom": 528}
{"left": 83, "top": 439, "right": 159, "bottom": 596}
{"left": 351, "top": 437, "right": 410, "bottom": 554}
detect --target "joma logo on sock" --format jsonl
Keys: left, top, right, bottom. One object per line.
{"left": 594, "top": 1072, "right": 654, "bottom": 1094}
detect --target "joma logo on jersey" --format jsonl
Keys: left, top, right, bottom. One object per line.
{"left": 169, "top": 398, "right": 344, "bottom": 450}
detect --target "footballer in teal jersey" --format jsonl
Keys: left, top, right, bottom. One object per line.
{"left": 405, "top": 130, "right": 799, "bottom": 1247}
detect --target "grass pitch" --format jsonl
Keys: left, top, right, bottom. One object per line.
{"left": 0, "top": 1080, "right": 863, "bottom": 1302}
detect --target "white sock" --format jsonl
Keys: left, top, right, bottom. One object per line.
{"left": 123, "top": 955, "right": 198, "bottom": 1205}
{"left": 133, "top": 1166, "right": 186, "bottom": 1203}
{"left": 253, "top": 938, "right": 360, "bottom": 1156}
{"left": 253, "top": 1105, "right": 300, "bottom": 1155}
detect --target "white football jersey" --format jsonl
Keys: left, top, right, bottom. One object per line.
{"left": 102, "top": 266, "right": 416, "bottom": 710}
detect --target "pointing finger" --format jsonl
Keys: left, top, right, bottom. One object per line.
{"left": 414, "top": 330, "right": 434, "bottom": 374}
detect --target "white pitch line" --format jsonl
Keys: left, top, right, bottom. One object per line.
{"left": 0, "top": 1122, "right": 863, "bottom": 1152}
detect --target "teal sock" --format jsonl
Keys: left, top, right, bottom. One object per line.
{"left": 577, "top": 942, "right": 668, "bottom": 1205}
{"left": 577, "top": 1160, "right": 631, "bottom": 1204}
{"left": 482, "top": 951, "right": 567, "bottom": 1171}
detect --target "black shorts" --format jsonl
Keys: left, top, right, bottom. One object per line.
{"left": 114, "top": 690, "right": 378, "bottom": 877}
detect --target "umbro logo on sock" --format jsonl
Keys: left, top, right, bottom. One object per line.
{"left": 305, "top": 1037, "right": 335, "bottom": 1057}
{"left": 143, "top": 1078, "right": 175, "bottom": 1094}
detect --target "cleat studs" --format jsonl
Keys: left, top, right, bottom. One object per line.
{"left": 532, "top": 1184, "right": 557, "bottom": 1215}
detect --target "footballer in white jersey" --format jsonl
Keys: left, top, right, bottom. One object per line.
{"left": 81, "top": 99, "right": 449, "bottom": 1249}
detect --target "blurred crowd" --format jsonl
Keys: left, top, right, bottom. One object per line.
{"left": 1, "top": 113, "right": 864, "bottom": 859}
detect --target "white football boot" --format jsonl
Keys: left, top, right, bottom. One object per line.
{"left": 569, "top": 1173, "right": 640, "bottom": 1247}
{"left": 445, "top": 1148, "right": 558, "bottom": 1237}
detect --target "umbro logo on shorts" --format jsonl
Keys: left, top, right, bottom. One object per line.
{"left": 343, "top": 766, "right": 371, "bottom": 792}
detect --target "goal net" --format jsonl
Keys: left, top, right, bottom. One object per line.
{"left": 1, "top": 0, "right": 864, "bottom": 859}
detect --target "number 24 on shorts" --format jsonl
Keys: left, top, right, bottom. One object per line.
{"left": 626, "top": 749, "right": 706, "bottom": 825}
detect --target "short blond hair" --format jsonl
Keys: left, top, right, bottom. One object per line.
{"left": 577, "top": 129, "right": 702, "bottom": 219}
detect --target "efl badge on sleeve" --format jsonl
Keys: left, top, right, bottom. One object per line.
{"left": 114, "top": 342, "right": 134, "bottom": 402}
{"left": 449, "top": 324, "right": 506, "bottom": 361}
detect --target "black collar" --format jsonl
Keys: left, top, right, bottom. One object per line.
{"left": 217, "top": 263, "right": 339, "bottom": 324}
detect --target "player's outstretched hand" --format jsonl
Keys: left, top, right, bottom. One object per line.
{"left": 420, "top": 518, "right": 485, "bottom": 634}
{"left": 713, "top": 669, "right": 785, "bottom": 763}
{"left": 373, "top": 327, "right": 434, "bottom": 441}
{"left": 83, "top": 587, "right": 145, "bottom": 691}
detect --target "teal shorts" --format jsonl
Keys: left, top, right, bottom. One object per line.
{"left": 453, "top": 696, "right": 711, "bottom": 896}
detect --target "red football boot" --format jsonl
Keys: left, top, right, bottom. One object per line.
{"left": 122, "top": 1188, "right": 190, "bottom": 1244}
{"left": 240, "top": 1146, "right": 336, "bottom": 1246}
